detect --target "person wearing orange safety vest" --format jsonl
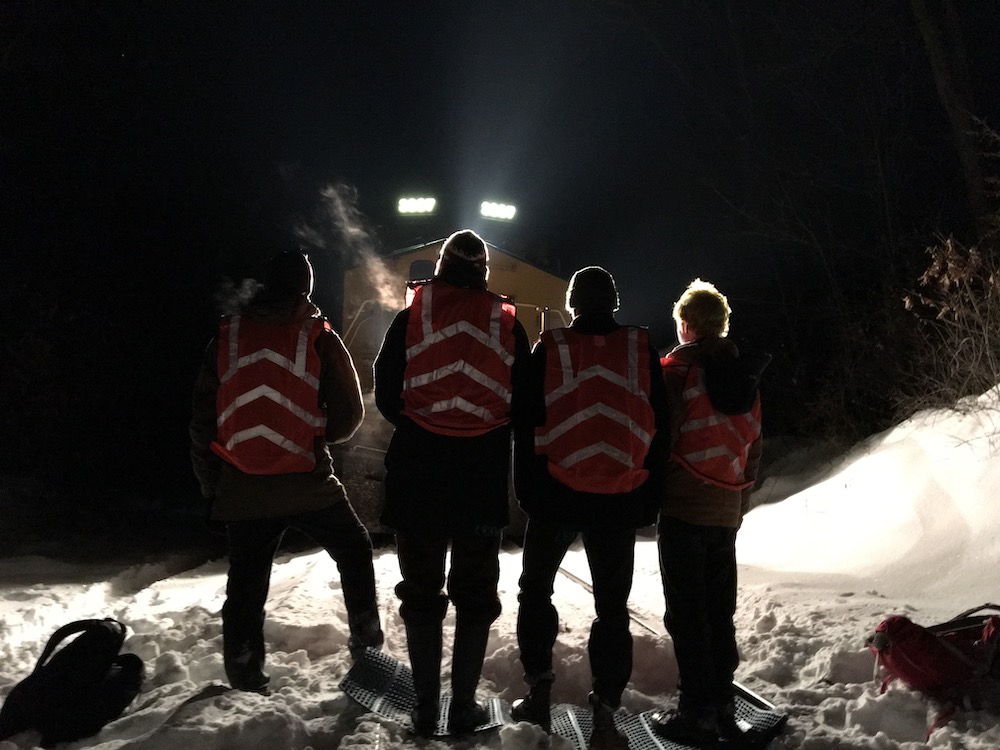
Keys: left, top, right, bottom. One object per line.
{"left": 649, "top": 279, "right": 765, "bottom": 748}
{"left": 511, "top": 266, "right": 670, "bottom": 750}
{"left": 190, "top": 250, "right": 383, "bottom": 695}
{"left": 374, "top": 230, "right": 532, "bottom": 737}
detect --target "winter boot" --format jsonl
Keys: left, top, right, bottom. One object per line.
{"left": 347, "top": 607, "right": 385, "bottom": 660}
{"left": 224, "top": 642, "right": 270, "bottom": 695}
{"left": 715, "top": 700, "right": 743, "bottom": 741}
{"left": 448, "top": 617, "right": 491, "bottom": 735}
{"left": 222, "top": 608, "right": 269, "bottom": 693}
{"left": 588, "top": 692, "right": 629, "bottom": 750}
{"left": 650, "top": 704, "right": 719, "bottom": 747}
{"left": 410, "top": 704, "right": 439, "bottom": 739}
{"left": 715, "top": 701, "right": 767, "bottom": 748}
{"left": 448, "top": 699, "right": 490, "bottom": 736}
{"left": 404, "top": 619, "right": 443, "bottom": 737}
{"left": 511, "top": 677, "right": 552, "bottom": 732}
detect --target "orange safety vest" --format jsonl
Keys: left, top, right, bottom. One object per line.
{"left": 401, "top": 281, "right": 517, "bottom": 437}
{"left": 535, "top": 327, "right": 656, "bottom": 494}
{"left": 662, "top": 353, "right": 761, "bottom": 490}
{"left": 212, "top": 315, "right": 327, "bottom": 474}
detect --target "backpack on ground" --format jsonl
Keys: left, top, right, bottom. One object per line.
{"left": 866, "top": 604, "right": 1000, "bottom": 733}
{"left": 0, "top": 617, "right": 144, "bottom": 747}
{"left": 703, "top": 347, "right": 772, "bottom": 415}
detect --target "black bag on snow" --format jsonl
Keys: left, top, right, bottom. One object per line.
{"left": 704, "top": 348, "right": 772, "bottom": 415}
{"left": 0, "top": 618, "right": 144, "bottom": 747}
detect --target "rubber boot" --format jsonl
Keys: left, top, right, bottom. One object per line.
{"left": 404, "top": 619, "right": 443, "bottom": 737}
{"left": 224, "top": 640, "right": 270, "bottom": 694}
{"left": 511, "top": 677, "right": 552, "bottom": 732}
{"left": 348, "top": 607, "right": 385, "bottom": 660}
{"left": 650, "top": 704, "right": 719, "bottom": 747}
{"left": 588, "top": 693, "right": 629, "bottom": 750}
{"left": 223, "top": 609, "right": 270, "bottom": 694}
{"left": 448, "top": 618, "right": 491, "bottom": 735}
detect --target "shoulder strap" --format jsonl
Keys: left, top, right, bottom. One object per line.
{"left": 949, "top": 603, "right": 1000, "bottom": 621}
{"left": 33, "top": 618, "right": 126, "bottom": 673}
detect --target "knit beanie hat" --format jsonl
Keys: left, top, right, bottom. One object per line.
{"left": 566, "top": 265, "right": 619, "bottom": 314}
{"left": 434, "top": 229, "right": 489, "bottom": 279}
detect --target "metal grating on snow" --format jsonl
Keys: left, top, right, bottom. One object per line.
{"left": 340, "top": 649, "right": 788, "bottom": 748}
{"left": 732, "top": 680, "right": 789, "bottom": 739}
{"left": 339, "top": 648, "right": 507, "bottom": 737}
{"left": 338, "top": 647, "right": 415, "bottom": 724}
{"left": 619, "top": 683, "right": 789, "bottom": 750}
{"left": 549, "top": 704, "right": 592, "bottom": 750}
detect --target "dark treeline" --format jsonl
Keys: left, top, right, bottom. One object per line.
{"left": 591, "top": 0, "right": 1000, "bottom": 443}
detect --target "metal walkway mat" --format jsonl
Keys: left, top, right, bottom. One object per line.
{"left": 340, "top": 649, "right": 788, "bottom": 749}
{"left": 339, "top": 648, "right": 508, "bottom": 737}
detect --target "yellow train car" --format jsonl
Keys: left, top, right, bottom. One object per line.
{"left": 342, "top": 238, "right": 570, "bottom": 389}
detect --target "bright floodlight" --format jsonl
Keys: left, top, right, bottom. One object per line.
{"left": 398, "top": 196, "right": 437, "bottom": 215}
{"left": 480, "top": 201, "right": 516, "bottom": 221}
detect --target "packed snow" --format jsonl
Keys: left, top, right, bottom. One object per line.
{"left": 4, "top": 392, "right": 1000, "bottom": 749}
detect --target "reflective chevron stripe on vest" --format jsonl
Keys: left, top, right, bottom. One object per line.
{"left": 665, "top": 354, "right": 761, "bottom": 490}
{"left": 401, "top": 281, "right": 517, "bottom": 437}
{"left": 535, "top": 326, "right": 655, "bottom": 493}
{"left": 212, "top": 314, "right": 327, "bottom": 474}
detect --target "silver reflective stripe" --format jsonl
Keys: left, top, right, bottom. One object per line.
{"left": 405, "top": 320, "right": 515, "bottom": 366}
{"left": 224, "top": 424, "right": 315, "bottom": 460}
{"left": 540, "top": 328, "right": 650, "bottom": 471}
{"left": 414, "top": 396, "right": 494, "bottom": 422}
{"left": 678, "top": 361, "right": 755, "bottom": 480}
{"left": 421, "top": 283, "right": 435, "bottom": 337}
{"left": 218, "top": 384, "right": 326, "bottom": 428}
{"left": 544, "top": 364, "right": 633, "bottom": 405}
{"left": 627, "top": 327, "right": 639, "bottom": 394}
{"left": 535, "top": 402, "right": 652, "bottom": 447}
{"left": 683, "top": 415, "right": 760, "bottom": 450}
{"left": 682, "top": 381, "right": 705, "bottom": 400}
{"left": 490, "top": 298, "right": 502, "bottom": 340}
{"left": 681, "top": 444, "right": 740, "bottom": 463}
{"left": 557, "top": 441, "right": 636, "bottom": 470}
{"left": 230, "top": 348, "right": 321, "bottom": 389}
{"left": 680, "top": 442, "right": 746, "bottom": 477}
{"left": 551, "top": 329, "right": 641, "bottom": 395}
{"left": 221, "top": 315, "right": 242, "bottom": 382}
{"left": 220, "top": 319, "right": 319, "bottom": 389}
{"left": 403, "top": 360, "right": 513, "bottom": 402}
{"left": 682, "top": 365, "right": 707, "bottom": 400}
{"left": 294, "top": 323, "right": 310, "bottom": 376}
{"left": 681, "top": 415, "right": 729, "bottom": 432}
{"left": 552, "top": 329, "right": 573, "bottom": 380}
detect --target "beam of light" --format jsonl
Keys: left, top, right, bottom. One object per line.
{"left": 480, "top": 201, "right": 516, "bottom": 221}
{"left": 397, "top": 196, "right": 437, "bottom": 215}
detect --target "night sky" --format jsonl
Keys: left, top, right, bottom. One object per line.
{"left": 3, "top": 1, "right": 999, "bottom": 501}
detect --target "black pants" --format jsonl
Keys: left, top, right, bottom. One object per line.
{"left": 395, "top": 531, "right": 503, "bottom": 705}
{"left": 657, "top": 515, "right": 739, "bottom": 713}
{"left": 395, "top": 532, "right": 503, "bottom": 624}
{"left": 222, "top": 502, "right": 379, "bottom": 664}
{"left": 516, "top": 519, "right": 636, "bottom": 706}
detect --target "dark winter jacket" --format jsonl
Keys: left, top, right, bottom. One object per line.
{"left": 513, "top": 312, "right": 672, "bottom": 532}
{"left": 373, "top": 273, "right": 533, "bottom": 535}
{"left": 189, "top": 296, "right": 364, "bottom": 522}
{"left": 657, "top": 336, "right": 763, "bottom": 528}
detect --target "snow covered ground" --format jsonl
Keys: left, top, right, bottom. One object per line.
{"left": 3, "top": 392, "right": 1000, "bottom": 749}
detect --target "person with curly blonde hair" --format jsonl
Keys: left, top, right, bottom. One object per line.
{"left": 651, "top": 278, "right": 764, "bottom": 747}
